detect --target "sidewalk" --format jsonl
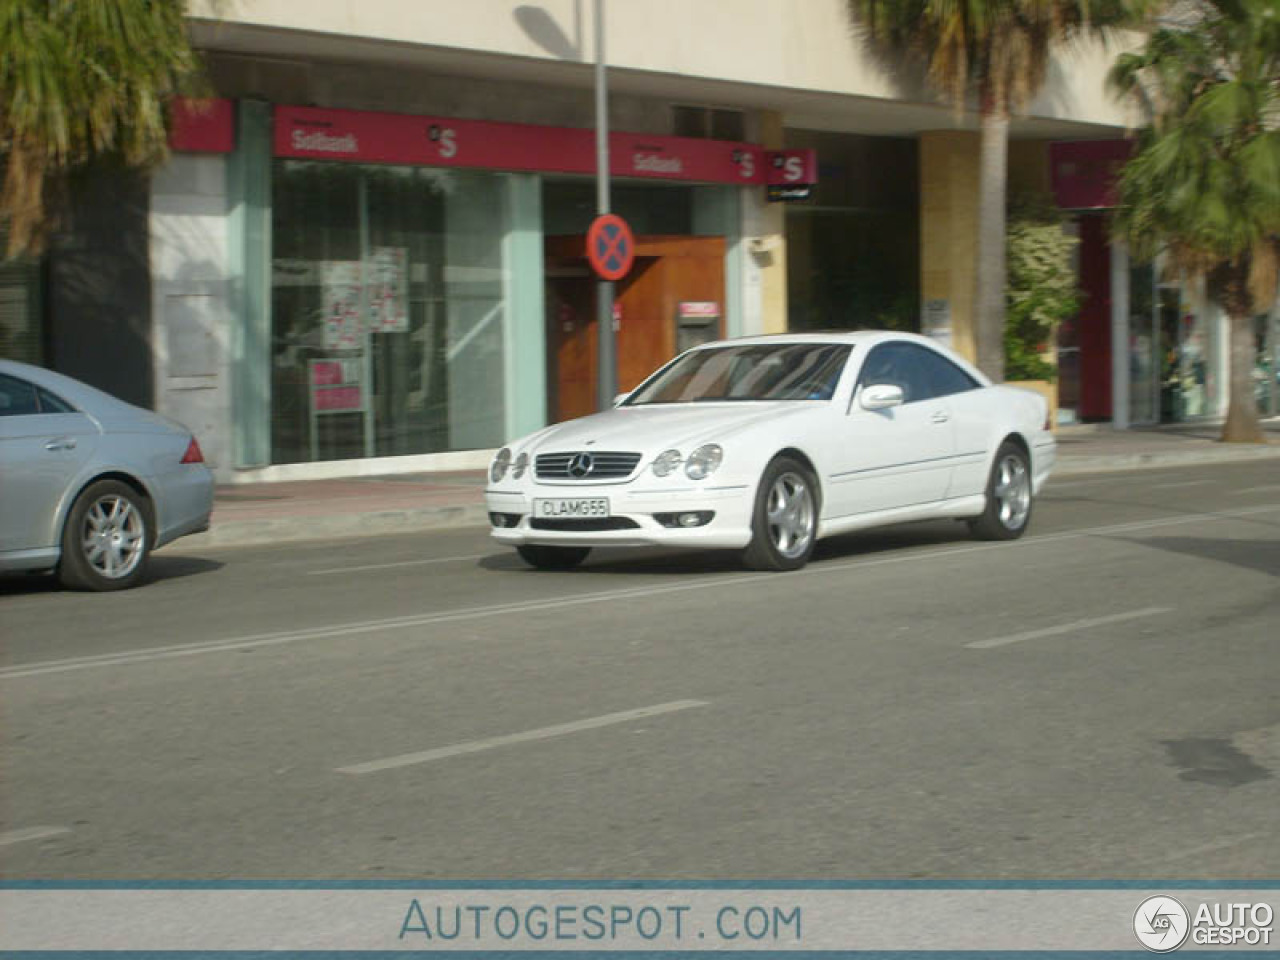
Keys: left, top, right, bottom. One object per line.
{"left": 187, "top": 420, "right": 1280, "bottom": 550}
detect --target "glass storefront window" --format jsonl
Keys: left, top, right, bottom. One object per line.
{"left": 270, "top": 161, "right": 509, "bottom": 464}
{"left": 1157, "top": 280, "right": 1217, "bottom": 422}
{"left": 782, "top": 131, "right": 919, "bottom": 333}
{"left": 0, "top": 228, "right": 42, "bottom": 365}
{"left": 1127, "top": 261, "right": 1158, "bottom": 425}
{"left": 1257, "top": 306, "right": 1279, "bottom": 418}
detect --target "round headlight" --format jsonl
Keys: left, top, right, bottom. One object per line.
{"left": 685, "top": 444, "right": 723, "bottom": 480}
{"left": 651, "top": 449, "right": 682, "bottom": 477}
{"left": 512, "top": 451, "right": 529, "bottom": 479}
{"left": 490, "top": 447, "right": 512, "bottom": 483}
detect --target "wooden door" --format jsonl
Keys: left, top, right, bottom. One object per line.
{"left": 545, "top": 235, "right": 726, "bottom": 422}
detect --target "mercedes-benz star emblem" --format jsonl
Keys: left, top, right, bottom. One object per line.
{"left": 568, "top": 452, "right": 594, "bottom": 478}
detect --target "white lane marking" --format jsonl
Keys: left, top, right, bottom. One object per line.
{"left": 308, "top": 554, "right": 489, "bottom": 576}
{"left": 1150, "top": 480, "right": 1210, "bottom": 489}
{"left": 336, "top": 700, "right": 709, "bottom": 774}
{"left": 965, "top": 607, "right": 1172, "bottom": 649}
{"left": 4, "top": 504, "right": 1278, "bottom": 682}
{"left": 0, "top": 826, "right": 71, "bottom": 847}
{"left": 1235, "top": 484, "right": 1280, "bottom": 495}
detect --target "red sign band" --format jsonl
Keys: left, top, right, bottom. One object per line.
{"left": 274, "top": 105, "right": 764, "bottom": 185}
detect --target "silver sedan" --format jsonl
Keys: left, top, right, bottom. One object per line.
{"left": 0, "top": 359, "right": 214, "bottom": 590}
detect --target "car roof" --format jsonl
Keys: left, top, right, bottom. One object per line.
{"left": 694, "top": 330, "right": 940, "bottom": 350}
{"left": 684, "top": 330, "right": 992, "bottom": 386}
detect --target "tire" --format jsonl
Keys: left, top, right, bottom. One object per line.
{"left": 516, "top": 544, "right": 592, "bottom": 570}
{"left": 58, "top": 479, "right": 154, "bottom": 591}
{"left": 969, "top": 441, "right": 1034, "bottom": 541}
{"left": 743, "top": 456, "right": 819, "bottom": 571}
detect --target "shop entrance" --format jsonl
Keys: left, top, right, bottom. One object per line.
{"left": 544, "top": 235, "right": 726, "bottom": 422}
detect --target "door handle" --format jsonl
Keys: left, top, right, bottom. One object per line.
{"left": 930, "top": 411, "right": 950, "bottom": 424}
{"left": 45, "top": 437, "right": 77, "bottom": 451}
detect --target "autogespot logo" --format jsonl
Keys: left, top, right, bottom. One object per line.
{"left": 1134, "top": 895, "right": 1191, "bottom": 952}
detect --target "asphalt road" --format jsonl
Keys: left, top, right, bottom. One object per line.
{"left": 2, "top": 460, "right": 1278, "bottom": 880}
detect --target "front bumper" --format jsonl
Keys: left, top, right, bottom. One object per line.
{"left": 485, "top": 481, "right": 755, "bottom": 549}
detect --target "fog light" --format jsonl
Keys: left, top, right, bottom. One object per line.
{"left": 488, "top": 512, "right": 522, "bottom": 528}
{"left": 654, "top": 511, "right": 714, "bottom": 529}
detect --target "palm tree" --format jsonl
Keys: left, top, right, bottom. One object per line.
{"left": 0, "top": 0, "right": 204, "bottom": 259}
{"left": 847, "top": 0, "right": 1154, "bottom": 382}
{"left": 1110, "top": 0, "right": 1279, "bottom": 443}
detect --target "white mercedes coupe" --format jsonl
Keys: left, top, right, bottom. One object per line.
{"left": 486, "top": 332, "right": 1056, "bottom": 571}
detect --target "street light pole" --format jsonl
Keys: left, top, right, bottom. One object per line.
{"left": 594, "top": 0, "right": 617, "bottom": 410}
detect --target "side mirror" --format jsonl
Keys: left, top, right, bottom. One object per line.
{"left": 613, "top": 392, "right": 630, "bottom": 407}
{"left": 859, "top": 383, "right": 904, "bottom": 411}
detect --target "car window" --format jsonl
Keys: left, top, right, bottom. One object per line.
{"left": 857, "top": 343, "right": 978, "bottom": 404}
{"left": 857, "top": 343, "right": 926, "bottom": 403}
{"left": 37, "top": 386, "right": 76, "bottom": 413}
{"left": 0, "top": 374, "right": 76, "bottom": 416}
{"left": 0, "top": 373, "right": 41, "bottom": 416}
{"left": 914, "top": 347, "right": 980, "bottom": 398}
{"left": 627, "top": 344, "right": 852, "bottom": 404}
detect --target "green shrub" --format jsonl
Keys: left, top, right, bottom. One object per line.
{"left": 1005, "top": 195, "right": 1080, "bottom": 382}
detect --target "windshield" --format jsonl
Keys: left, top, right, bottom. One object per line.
{"left": 626, "top": 343, "right": 853, "bottom": 405}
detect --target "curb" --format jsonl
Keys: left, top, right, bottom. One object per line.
{"left": 184, "top": 503, "right": 490, "bottom": 551}
{"left": 1053, "top": 444, "right": 1280, "bottom": 476}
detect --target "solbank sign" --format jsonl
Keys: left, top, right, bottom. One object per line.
{"left": 275, "top": 104, "right": 765, "bottom": 184}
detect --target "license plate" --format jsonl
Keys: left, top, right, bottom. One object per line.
{"left": 533, "top": 498, "right": 610, "bottom": 519}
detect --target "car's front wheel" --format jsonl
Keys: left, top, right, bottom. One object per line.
{"left": 743, "top": 456, "right": 818, "bottom": 571}
{"left": 516, "top": 544, "right": 592, "bottom": 570}
{"left": 58, "top": 479, "right": 153, "bottom": 591}
{"left": 969, "top": 441, "right": 1033, "bottom": 540}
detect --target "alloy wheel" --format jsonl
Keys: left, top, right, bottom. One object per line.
{"left": 81, "top": 495, "right": 146, "bottom": 580}
{"left": 766, "top": 471, "right": 815, "bottom": 560}
{"left": 994, "top": 454, "right": 1031, "bottom": 531}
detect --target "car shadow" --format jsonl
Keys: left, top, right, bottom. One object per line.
{"left": 0, "top": 554, "right": 224, "bottom": 596}
{"left": 477, "top": 521, "right": 973, "bottom": 576}
{"left": 1111, "top": 535, "right": 1279, "bottom": 578}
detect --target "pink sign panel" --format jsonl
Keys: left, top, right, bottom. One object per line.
{"left": 169, "top": 98, "right": 234, "bottom": 153}
{"left": 1050, "top": 140, "right": 1134, "bottom": 210}
{"left": 310, "top": 361, "right": 344, "bottom": 386}
{"left": 314, "top": 386, "right": 363, "bottom": 412}
{"left": 678, "top": 301, "right": 721, "bottom": 318}
{"left": 274, "top": 105, "right": 765, "bottom": 184}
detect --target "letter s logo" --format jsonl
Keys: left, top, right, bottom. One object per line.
{"left": 738, "top": 151, "right": 754, "bottom": 179}
{"left": 784, "top": 156, "right": 804, "bottom": 182}
{"left": 438, "top": 128, "right": 457, "bottom": 159}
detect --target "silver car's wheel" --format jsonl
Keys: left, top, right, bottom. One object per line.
{"left": 969, "top": 442, "right": 1033, "bottom": 541}
{"left": 744, "top": 457, "right": 818, "bottom": 571}
{"left": 59, "top": 480, "right": 153, "bottom": 591}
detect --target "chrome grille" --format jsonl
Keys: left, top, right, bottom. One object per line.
{"left": 535, "top": 451, "right": 642, "bottom": 481}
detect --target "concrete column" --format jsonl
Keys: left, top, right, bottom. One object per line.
{"left": 742, "top": 110, "right": 787, "bottom": 335}
{"left": 919, "top": 131, "right": 980, "bottom": 363}
{"left": 227, "top": 100, "right": 273, "bottom": 469}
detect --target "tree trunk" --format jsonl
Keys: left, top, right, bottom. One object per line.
{"left": 975, "top": 99, "right": 1009, "bottom": 383}
{"left": 1221, "top": 309, "right": 1264, "bottom": 442}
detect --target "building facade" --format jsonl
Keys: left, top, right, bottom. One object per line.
{"left": 6, "top": 0, "right": 1275, "bottom": 482}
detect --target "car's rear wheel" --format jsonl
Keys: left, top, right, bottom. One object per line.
{"left": 58, "top": 479, "right": 153, "bottom": 591}
{"left": 516, "top": 544, "right": 592, "bottom": 570}
{"left": 743, "top": 456, "right": 818, "bottom": 571}
{"left": 969, "top": 441, "right": 1033, "bottom": 540}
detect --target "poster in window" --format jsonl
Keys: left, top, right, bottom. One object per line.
{"left": 369, "top": 246, "right": 409, "bottom": 334}
{"left": 321, "top": 261, "right": 363, "bottom": 350}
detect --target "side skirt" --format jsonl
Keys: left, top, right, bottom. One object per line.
{"left": 817, "top": 495, "right": 988, "bottom": 540}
